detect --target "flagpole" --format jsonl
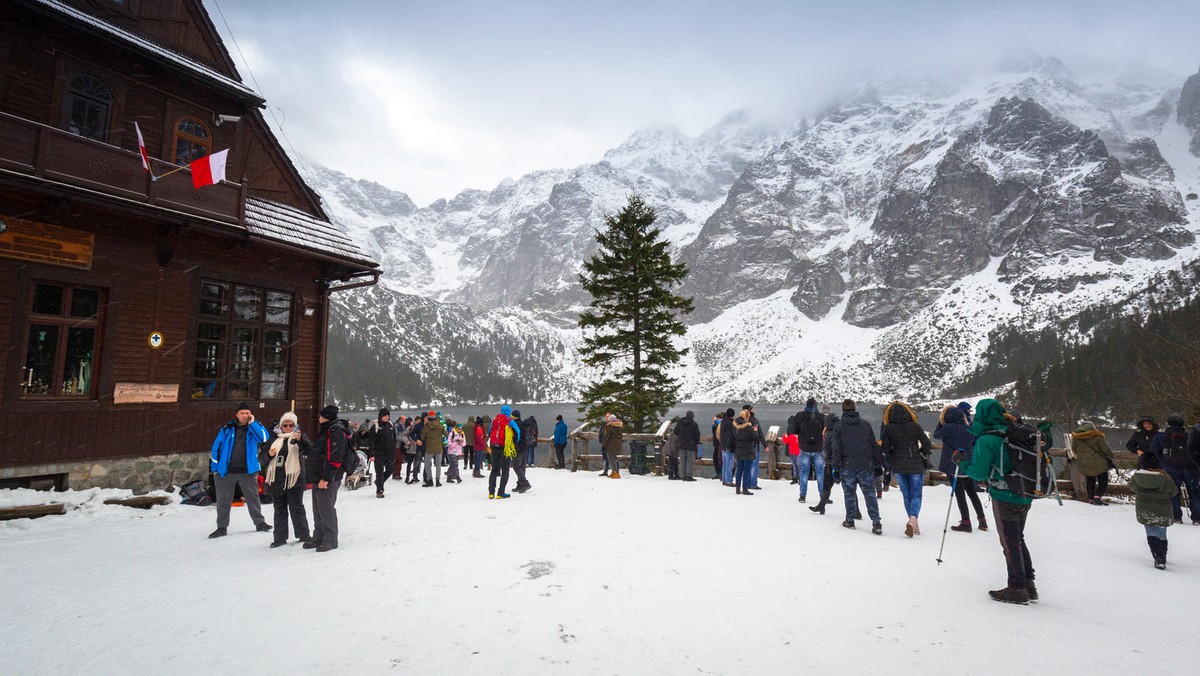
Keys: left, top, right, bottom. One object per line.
{"left": 152, "top": 164, "right": 190, "bottom": 181}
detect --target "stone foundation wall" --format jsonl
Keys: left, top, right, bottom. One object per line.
{"left": 1, "top": 452, "right": 211, "bottom": 493}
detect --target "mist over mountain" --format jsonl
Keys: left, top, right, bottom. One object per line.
{"left": 309, "top": 55, "right": 1200, "bottom": 409}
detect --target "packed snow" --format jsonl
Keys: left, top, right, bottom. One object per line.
{"left": 3, "top": 469, "right": 1197, "bottom": 674}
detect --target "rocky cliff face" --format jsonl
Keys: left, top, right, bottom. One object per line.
{"left": 1179, "top": 67, "right": 1200, "bottom": 155}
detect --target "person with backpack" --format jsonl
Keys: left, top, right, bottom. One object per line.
{"left": 792, "top": 398, "right": 826, "bottom": 503}
{"left": 1150, "top": 415, "right": 1200, "bottom": 524}
{"left": 1126, "top": 417, "right": 1159, "bottom": 470}
{"left": 954, "top": 399, "right": 1037, "bottom": 605}
{"left": 809, "top": 408, "right": 840, "bottom": 515}
{"left": 1130, "top": 452, "right": 1178, "bottom": 569}
{"left": 446, "top": 422, "right": 465, "bottom": 484}
{"left": 1071, "top": 421, "right": 1115, "bottom": 506}
{"left": 306, "top": 405, "right": 350, "bottom": 552}
{"left": 370, "top": 407, "right": 397, "bottom": 498}
{"left": 258, "top": 411, "right": 312, "bottom": 548}
{"left": 509, "top": 410, "right": 533, "bottom": 493}
{"left": 718, "top": 408, "right": 737, "bottom": 487}
{"left": 553, "top": 415, "right": 569, "bottom": 469}
{"left": 419, "top": 410, "right": 446, "bottom": 487}
{"left": 831, "top": 399, "right": 883, "bottom": 534}
{"left": 880, "top": 401, "right": 932, "bottom": 537}
{"left": 673, "top": 411, "right": 701, "bottom": 482}
{"left": 934, "top": 406, "right": 987, "bottom": 533}
{"left": 488, "top": 406, "right": 520, "bottom": 498}
{"left": 208, "top": 401, "right": 272, "bottom": 539}
{"left": 523, "top": 414, "right": 539, "bottom": 467}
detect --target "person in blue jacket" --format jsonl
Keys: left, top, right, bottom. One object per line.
{"left": 935, "top": 405, "right": 987, "bottom": 533}
{"left": 552, "top": 415, "right": 569, "bottom": 469}
{"left": 208, "top": 401, "right": 271, "bottom": 539}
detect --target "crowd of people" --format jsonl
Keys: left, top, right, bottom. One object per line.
{"left": 204, "top": 396, "right": 1200, "bottom": 602}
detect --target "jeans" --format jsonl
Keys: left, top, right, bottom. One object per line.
{"left": 735, "top": 458, "right": 754, "bottom": 490}
{"left": 895, "top": 473, "right": 924, "bottom": 518}
{"left": 749, "top": 446, "right": 761, "bottom": 487}
{"left": 1166, "top": 466, "right": 1200, "bottom": 520}
{"left": 790, "top": 454, "right": 802, "bottom": 482}
{"left": 526, "top": 445, "right": 536, "bottom": 466}
{"left": 488, "top": 446, "right": 510, "bottom": 495}
{"left": 1144, "top": 525, "right": 1167, "bottom": 540}
{"left": 841, "top": 470, "right": 880, "bottom": 525}
{"left": 474, "top": 449, "right": 486, "bottom": 474}
{"left": 721, "top": 450, "right": 735, "bottom": 484}
{"left": 992, "top": 500, "right": 1034, "bottom": 589}
{"left": 797, "top": 451, "right": 824, "bottom": 498}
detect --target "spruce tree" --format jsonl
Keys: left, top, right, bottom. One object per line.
{"left": 577, "top": 195, "right": 693, "bottom": 432}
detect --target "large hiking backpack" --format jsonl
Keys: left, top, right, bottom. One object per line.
{"left": 799, "top": 413, "right": 824, "bottom": 447}
{"left": 991, "top": 420, "right": 1041, "bottom": 499}
{"left": 179, "top": 478, "right": 213, "bottom": 506}
{"left": 628, "top": 441, "right": 649, "bottom": 475}
{"left": 1163, "top": 428, "right": 1192, "bottom": 468}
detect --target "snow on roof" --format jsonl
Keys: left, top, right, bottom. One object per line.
{"left": 244, "top": 196, "right": 377, "bottom": 269}
{"left": 28, "top": 0, "right": 264, "bottom": 105}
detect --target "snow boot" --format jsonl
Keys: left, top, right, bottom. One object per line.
{"left": 951, "top": 520, "right": 972, "bottom": 533}
{"left": 742, "top": 488, "right": 754, "bottom": 496}
{"left": 809, "top": 503, "right": 826, "bottom": 515}
{"left": 988, "top": 587, "right": 1030, "bottom": 605}
{"left": 255, "top": 523, "right": 272, "bottom": 533}
{"left": 841, "top": 520, "right": 856, "bottom": 530}
{"left": 1026, "top": 581, "right": 1038, "bottom": 602}
{"left": 609, "top": 470, "right": 621, "bottom": 479}
{"left": 798, "top": 496, "right": 806, "bottom": 503}
{"left": 871, "top": 522, "right": 882, "bottom": 535}
{"left": 599, "top": 471, "right": 610, "bottom": 478}
{"left": 208, "top": 527, "right": 227, "bottom": 539}
{"left": 436, "top": 481, "right": 442, "bottom": 487}
{"left": 497, "top": 493, "right": 511, "bottom": 499}
{"left": 977, "top": 518, "right": 988, "bottom": 532}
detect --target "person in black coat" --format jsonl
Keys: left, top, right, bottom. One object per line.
{"left": 718, "top": 408, "right": 737, "bottom": 486}
{"left": 258, "top": 411, "right": 312, "bottom": 548}
{"left": 830, "top": 399, "right": 883, "bottom": 534}
{"left": 810, "top": 408, "right": 839, "bottom": 514}
{"left": 306, "top": 405, "right": 349, "bottom": 552}
{"left": 934, "top": 405, "right": 987, "bottom": 532}
{"left": 880, "top": 401, "right": 932, "bottom": 537}
{"left": 674, "top": 410, "right": 701, "bottom": 481}
{"left": 1126, "top": 417, "right": 1159, "bottom": 469}
{"left": 371, "top": 407, "right": 397, "bottom": 498}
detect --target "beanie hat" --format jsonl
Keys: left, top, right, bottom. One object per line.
{"left": 319, "top": 404, "right": 338, "bottom": 419}
{"left": 806, "top": 397, "right": 817, "bottom": 407}
{"left": 556, "top": 415, "right": 563, "bottom": 421}
{"left": 725, "top": 408, "right": 736, "bottom": 418}
{"left": 842, "top": 399, "right": 856, "bottom": 411}
{"left": 501, "top": 405, "right": 512, "bottom": 416}
{"left": 280, "top": 411, "right": 299, "bottom": 428}
{"left": 379, "top": 407, "right": 390, "bottom": 419}
{"left": 428, "top": 410, "right": 437, "bottom": 417}
{"left": 235, "top": 401, "right": 252, "bottom": 413}
{"left": 512, "top": 409, "right": 522, "bottom": 418}
{"left": 742, "top": 404, "right": 753, "bottom": 411}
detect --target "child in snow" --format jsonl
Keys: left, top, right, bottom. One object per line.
{"left": 781, "top": 430, "right": 801, "bottom": 490}
{"left": 447, "top": 423, "right": 465, "bottom": 483}
{"left": 1130, "top": 453, "right": 1178, "bottom": 570}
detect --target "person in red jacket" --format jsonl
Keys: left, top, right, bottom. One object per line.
{"left": 487, "top": 406, "right": 521, "bottom": 498}
{"left": 473, "top": 417, "right": 488, "bottom": 478}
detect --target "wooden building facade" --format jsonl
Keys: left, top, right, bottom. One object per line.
{"left": 0, "top": 0, "right": 378, "bottom": 490}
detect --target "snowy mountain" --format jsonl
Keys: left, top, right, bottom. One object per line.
{"left": 308, "top": 56, "right": 1200, "bottom": 407}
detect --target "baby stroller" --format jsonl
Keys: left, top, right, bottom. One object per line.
{"left": 345, "top": 450, "right": 373, "bottom": 490}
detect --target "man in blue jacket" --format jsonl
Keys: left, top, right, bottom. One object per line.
{"left": 209, "top": 402, "right": 271, "bottom": 539}
{"left": 552, "top": 415, "right": 569, "bottom": 469}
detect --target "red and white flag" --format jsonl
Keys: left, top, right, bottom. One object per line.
{"left": 190, "top": 149, "right": 229, "bottom": 190}
{"left": 134, "top": 121, "right": 151, "bottom": 173}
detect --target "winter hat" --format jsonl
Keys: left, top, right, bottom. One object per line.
{"left": 556, "top": 415, "right": 563, "bottom": 421}
{"left": 820, "top": 404, "right": 831, "bottom": 415}
{"left": 279, "top": 411, "right": 299, "bottom": 429}
{"left": 742, "top": 404, "right": 754, "bottom": 411}
{"left": 379, "top": 407, "right": 390, "bottom": 419}
{"left": 957, "top": 401, "right": 972, "bottom": 414}
{"left": 319, "top": 404, "right": 338, "bottom": 420}
{"left": 806, "top": 397, "right": 817, "bottom": 409}
{"left": 725, "top": 408, "right": 736, "bottom": 418}
{"left": 428, "top": 410, "right": 437, "bottom": 417}
{"left": 842, "top": 399, "right": 856, "bottom": 411}
{"left": 501, "top": 405, "right": 512, "bottom": 416}
{"left": 512, "top": 409, "right": 522, "bottom": 418}
{"left": 1168, "top": 414, "right": 1185, "bottom": 427}
{"left": 235, "top": 401, "right": 252, "bottom": 413}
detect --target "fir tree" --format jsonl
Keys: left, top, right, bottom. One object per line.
{"left": 577, "top": 195, "right": 693, "bottom": 432}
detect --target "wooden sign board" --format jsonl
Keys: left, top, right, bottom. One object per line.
{"left": 114, "top": 383, "right": 179, "bottom": 405}
{"left": 0, "top": 216, "right": 94, "bottom": 270}
{"left": 765, "top": 425, "right": 780, "bottom": 442}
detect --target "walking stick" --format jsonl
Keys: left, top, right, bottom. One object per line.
{"left": 936, "top": 469, "right": 960, "bottom": 565}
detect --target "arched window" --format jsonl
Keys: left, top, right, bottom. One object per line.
{"left": 64, "top": 74, "right": 112, "bottom": 142}
{"left": 173, "top": 117, "right": 211, "bottom": 165}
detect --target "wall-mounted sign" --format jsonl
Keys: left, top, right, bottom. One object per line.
{"left": 113, "top": 383, "right": 179, "bottom": 404}
{"left": 148, "top": 331, "right": 164, "bottom": 349}
{"left": 0, "top": 216, "right": 94, "bottom": 270}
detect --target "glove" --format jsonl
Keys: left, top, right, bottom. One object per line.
{"left": 951, "top": 450, "right": 966, "bottom": 465}
{"left": 831, "top": 468, "right": 841, "bottom": 483}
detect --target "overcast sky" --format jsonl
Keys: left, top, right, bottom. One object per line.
{"left": 204, "top": 0, "right": 1198, "bottom": 206}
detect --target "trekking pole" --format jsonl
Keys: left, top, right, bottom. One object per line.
{"left": 936, "top": 469, "right": 960, "bottom": 565}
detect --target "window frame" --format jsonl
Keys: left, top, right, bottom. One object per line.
{"left": 62, "top": 73, "right": 114, "bottom": 143}
{"left": 172, "top": 115, "right": 212, "bottom": 166}
{"left": 19, "top": 282, "right": 106, "bottom": 400}
{"left": 190, "top": 278, "right": 294, "bottom": 402}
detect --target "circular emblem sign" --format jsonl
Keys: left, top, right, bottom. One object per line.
{"left": 148, "top": 331, "right": 164, "bottom": 349}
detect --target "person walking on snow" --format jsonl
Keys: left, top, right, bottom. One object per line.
{"left": 809, "top": 408, "right": 840, "bottom": 515}
{"left": 880, "top": 400, "right": 932, "bottom": 537}
{"left": 955, "top": 398, "right": 1037, "bottom": 605}
{"left": 208, "top": 401, "right": 271, "bottom": 539}
{"left": 732, "top": 409, "right": 758, "bottom": 495}
{"left": 446, "top": 422, "right": 464, "bottom": 483}
{"left": 510, "top": 410, "right": 533, "bottom": 493}
{"left": 934, "top": 405, "right": 987, "bottom": 533}
{"left": 371, "top": 407, "right": 397, "bottom": 498}
{"left": 791, "top": 397, "right": 826, "bottom": 503}
{"left": 1150, "top": 414, "right": 1200, "bottom": 523}
{"left": 473, "top": 417, "right": 488, "bottom": 477}
{"left": 831, "top": 399, "right": 883, "bottom": 534}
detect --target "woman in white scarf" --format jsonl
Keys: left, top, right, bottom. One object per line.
{"left": 258, "top": 411, "right": 312, "bottom": 548}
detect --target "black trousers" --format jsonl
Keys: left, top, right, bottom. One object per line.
{"left": 955, "top": 476, "right": 986, "bottom": 521}
{"left": 818, "top": 459, "right": 835, "bottom": 503}
{"left": 311, "top": 480, "right": 341, "bottom": 547}
{"left": 712, "top": 447, "right": 722, "bottom": 477}
{"left": 993, "top": 500, "right": 1034, "bottom": 589}
{"left": 374, "top": 454, "right": 394, "bottom": 493}
{"left": 512, "top": 450, "right": 529, "bottom": 488}
{"left": 554, "top": 443, "right": 566, "bottom": 469}
{"left": 405, "top": 452, "right": 418, "bottom": 482}
{"left": 1085, "top": 473, "right": 1109, "bottom": 499}
{"left": 270, "top": 484, "right": 309, "bottom": 543}
{"left": 488, "top": 446, "right": 511, "bottom": 495}
{"left": 465, "top": 447, "right": 474, "bottom": 469}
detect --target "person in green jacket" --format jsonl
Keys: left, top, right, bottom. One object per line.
{"left": 955, "top": 398, "right": 1037, "bottom": 606}
{"left": 1071, "top": 421, "right": 1115, "bottom": 505}
{"left": 1130, "top": 453, "right": 1179, "bottom": 570}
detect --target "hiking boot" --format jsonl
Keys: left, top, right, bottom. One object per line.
{"left": 488, "top": 494, "right": 495, "bottom": 500}
{"left": 977, "top": 519, "right": 989, "bottom": 532}
{"left": 303, "top": 540, "right": 321, "bottom": 549}
{"left": 1026, "top": 581, "right": 1039, "bottom": 602}
{"left": 790, "top": 479, "right": 799, "bottom": 484}
{"left": 256, "top": 523, "right": 272, "bottom": 533}
{"left": 742, "top": 488, "right": 754, "bottom": 496}
{"left": 988, "top": 587, "right": 1029, "bottom": 605}
{"left": 1155, "top": 559, "right": 1166, "bottom": 570}
{"left": 497, "top": 493, "right": 511, "bottom": 499}
{"left": 841, "top": 520, "right": 856, "bottom": 530}
{"left": 599, "top": 471, "right": 610, "bottom": 478}
{"left": 610, "top": 471, "right": 621, "bottom": 479}
{"left": 871, "top": 523, "right": 882, "bottom": 535}
{"left": 809, "top": 505, "right": 826, "bottom": 515}
{"left": 436, "top": 481, "right": 442, "bottom": 487}
{"left": 315, "top": 543, "right": 337, "bottom": 553}
{"left": 799, "top": 496, "right": 806, "bottom": 503}
{"left": 951, "top": 520, "right": 972, "bottom": 533}
{"left": 208, "top": 528, "right": 227, "bottom": 539}
{"left": 270, "top": 541, "right": 286, "bottom": 548}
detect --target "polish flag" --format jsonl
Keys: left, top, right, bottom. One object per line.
{"left": 190, "top": 149, "right": 229, "bottom": 190}
{"left": 134, "top": 121, "right": 150, "bottom": 173}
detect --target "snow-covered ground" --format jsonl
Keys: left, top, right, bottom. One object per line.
{"left": 2, "top": 470, "right": 1197, "bottom": 674}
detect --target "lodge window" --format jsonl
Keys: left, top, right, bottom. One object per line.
{"left": 173, "top": 116, "right": 211, "bottom": 165}
{"left": 21, "top": 283, "right": 105, "bottom": 398}
{"left": 192, "top": 280, "right": 292, "bottom": 401}
{"left": 63, "top": 74, "right": 113, "bottom": 142}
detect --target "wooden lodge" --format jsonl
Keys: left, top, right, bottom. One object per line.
{"left": 0, "top": 0, "right": 378, "bottom": 491}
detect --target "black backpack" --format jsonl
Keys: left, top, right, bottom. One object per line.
{"left": 1163, "top": 428, "right": 1192, "bottom": 468}
{"left": 628, "top": 440, "right": 649, "bottom": 475}
{"left": 990, "top": 420, "right": 1040, "bottom": 498}
{"left": 799, "top": 413, "right": 824, "bottom": 447}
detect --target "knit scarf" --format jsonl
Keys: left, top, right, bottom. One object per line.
{"left": 267, "top": 434, "right": 302, "bottom": 490}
